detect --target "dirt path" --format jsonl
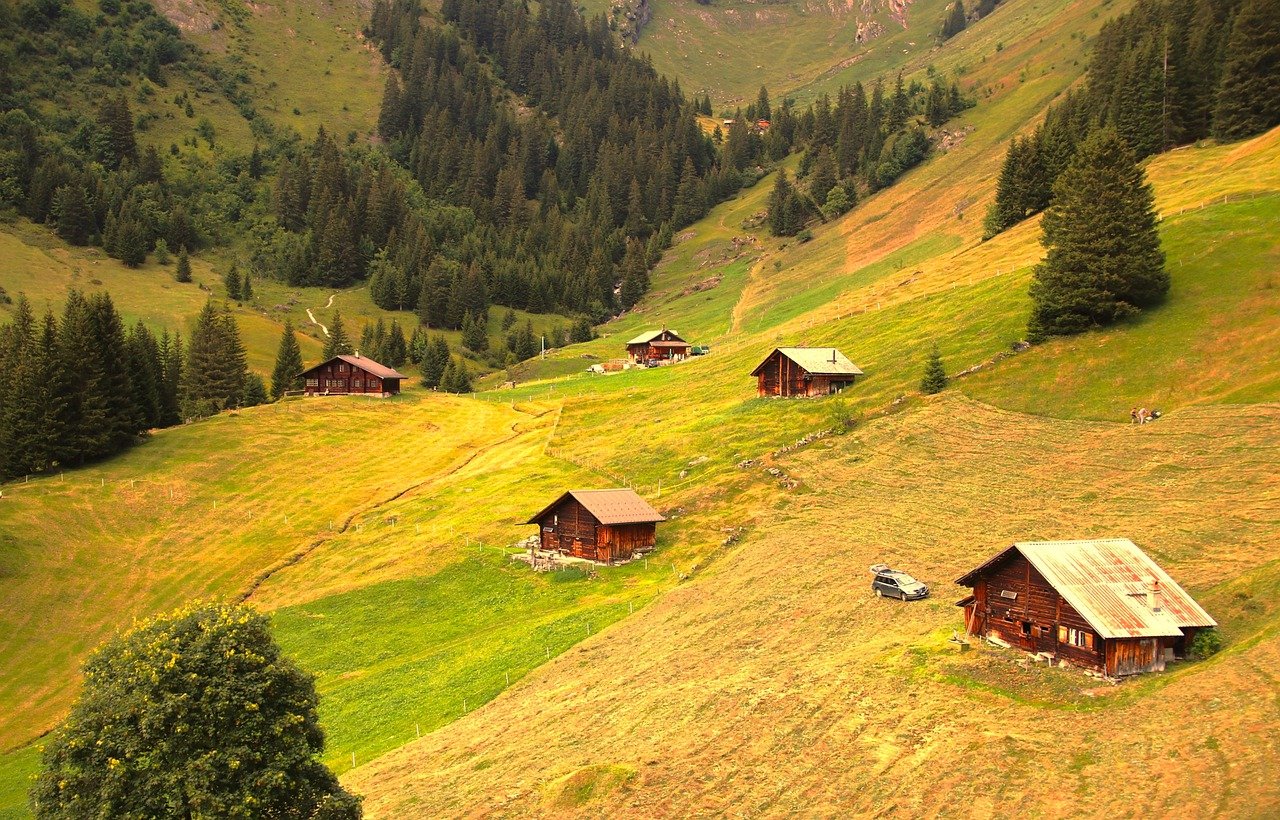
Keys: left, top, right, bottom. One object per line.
{"left": 306, "top": 294, "right": 337, "bottom": 337}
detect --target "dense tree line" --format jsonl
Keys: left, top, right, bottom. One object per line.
{"left": 365, "top": 0, "right": 780, "bottom": 316}
{"left": 984, "top": 0, "right": 1279, "bottom": 238}
{"left": 769, "top": 73, "right": 971, "bottom": 235}
{"left": 0, "top": 291, "right": 260, "bottom": 480}
{"left": 0, "top": 292, "right": 176, "bottom": 479}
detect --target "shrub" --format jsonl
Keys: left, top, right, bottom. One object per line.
{"left": 1189, "top": 628, "right": 1222, "bottom": 660}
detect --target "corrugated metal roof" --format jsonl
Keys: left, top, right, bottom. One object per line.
{"left": 750, "top": 348, "right": 864, "bottom": 377}
{"left": 650, "top": 340, "right": 692, "bottom": 348}
{"left": 627, "top": 329, "right": 686, "bottom": 345}
{"left": 957, "top": 539, "right": 1217, "bottom": 639}
{"left": 300, "top": 355, "right": 408, "bottom": 380}
{"left": 526, "top": 489, "right": 665, "bottom": 526}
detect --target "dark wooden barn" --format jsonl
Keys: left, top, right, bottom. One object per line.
{"left": 955, "top": 539, "right": 1216, "bottom": 677}
{"left": 299, "top": 354, "right": 407, "bottom": 397}
{"left": 626, "top": 329, "right": 691, "bottom": 364}
{"left": 526, "top": 489, "right": 664, "bottom": 564}
{"left": 751, "top": 347, "right": 864, "bottom": 397}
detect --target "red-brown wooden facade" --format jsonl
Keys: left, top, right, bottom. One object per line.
{"left": 299, "top": 354, "right": 406, "bottom": 397}
{"left": 526, "top": 490, "right": 663, "bottom": 564}
{"left": 956, "top": 541, "right": 1215, "bottom": 677}
{"left": 626, "top": 329, "right": 691, "bottom": 363}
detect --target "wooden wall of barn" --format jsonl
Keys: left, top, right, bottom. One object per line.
{"left": 597, "top": 523, "right": 656, "bottom": 562}
{"left": 536, "top": 497, "right": 598, "bottom": 557}
{"left": 969, "top": 551, "right": 1104, "bottom": 669}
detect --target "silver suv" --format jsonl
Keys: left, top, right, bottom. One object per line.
{"left": 870, "top": 564, "right": 930, "bottom": 600}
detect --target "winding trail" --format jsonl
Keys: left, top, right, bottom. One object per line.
{"left": 305, "top": 294, "right": 337, "bottom": 337}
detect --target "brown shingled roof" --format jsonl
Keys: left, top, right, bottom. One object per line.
{"left": 525, "top": 489, "right": 665, "bottom": 526}
{"left": 300, "top": 354, "right": 407, "bottom": 380}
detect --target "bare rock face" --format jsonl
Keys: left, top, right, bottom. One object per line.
{"left": 152, "top": 0, "right": 217, "bottom": 35}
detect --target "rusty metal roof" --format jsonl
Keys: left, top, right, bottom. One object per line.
{"left": 627, "top": 329, "right": 686, "bottom": 345}
{"left": 649, "top": 340, "right": 692, "bottom": 348}
{"left": 750, "top": 348, "right": 864, "bottom": 377}
{"left": 301, "top": 354, "right": 407, "bottom": 380}
{"left": 957, "top": 539, "right": 1217, "bottom": 639}
{"left": 526, "top": 489, "right": 665, "bottom": 526}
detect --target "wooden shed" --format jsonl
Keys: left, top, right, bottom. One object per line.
{"left": 526, "top": 489, "right": 664, "bottom": 564}
{"left": 955, "top": 539, "right": 1217, "bottom": 676}
{"left": 299, "top": 354, "right": 407, "bottom": 397}
{"left": 626, "top": 329, "right": 691, "bottom": 364}
{"left": 751, "top": 347, "right": 864, "bottom": 397}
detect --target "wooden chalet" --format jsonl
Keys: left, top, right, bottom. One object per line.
{"left": 526, "top": 489, "right": 664, "bottom": 564}
{"left": 299, "top": 354, "right": 407, "bottom": 397}
{"left": 626, "top": 329, "right": 691, "bottom": 363}
{"left": 955, "top": 539, "right": 1217, "bottom": 677}
{"left": 751, "top": 347, "right": 864, "bottom": 397}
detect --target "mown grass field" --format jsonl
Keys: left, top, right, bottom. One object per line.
{"left": 1, "top": 0, "right": 1278, "bottom": 811}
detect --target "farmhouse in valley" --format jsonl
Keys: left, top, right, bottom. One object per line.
{"left": 626, "top": 329, "right": 692, "bottom": 364}
{"left": 299, "top": 354, "right": 407, "bottom": 397}
{"left": 526, "top": 489, "right": 664, "bottom": 564}
{"left": 955, "top": 538, "right": 1217, "bottom": 676}
{"left": 752, "top": 347, "right": 864, "bottom": 397}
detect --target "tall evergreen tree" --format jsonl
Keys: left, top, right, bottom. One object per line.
{"left": 384, "top": 320, "right": 408, "bottom": 367}
{"left": 175, "top": 247, "right": 192, "bottom": 283}
{"left": 53, "top": 185, "right": 95, "bottom": 246}
{"left": 181, "top": 302, "right": 248, "bottom": 418}
{"left": 1028, "top": 129, "right": 1168, "bottom": 339}
{"left": 271, "top": 319, "right": 305, "bottom": 399}
{"left": 1212, "top": 0, "right": 1280, "bottom": 140}
{"left": 224, "top": 264, "right": 242, "bottom": 301}
{"left": 322, "top": 311, "right": 353, "bottom": 359}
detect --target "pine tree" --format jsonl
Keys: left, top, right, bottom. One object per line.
{"left": 570, "top": 317, "right": 595, "bottom": 344}
{"left": 501, "top": 308, "right": 518, "bottom": 331}
{"left": 768, "top": 169, "right": 798, "bottom": 236}
{"left": 1212, "top": 0, "right": 1280, "bottom": 141}
{"left": 756, "top": 86, "right": 772, "bottom": 122}
{"left": 322, "top": 310, "right": 353, "bottom": 358}
{"left": 125, "top": 321, "right": 164, "bottom": 429}
{"left": 420, "top": 335, "right": 450, "bottom": 388}
{"left": 53, "top": 185, "right": 95, "bottom": 246}
{"left": 384, "top": 320, "right": 408, "bottom": 367}
{"left": 181, "top": 302, "right": 248, "bottom": 418}
{"left": 461, "top": 311, "right": 488, "bottom": 352}
{"left": 175, "top": 247, "right": 192, "bottom": 283}
{"left": 224, "top": 264, "right": 243, "bottom": 301}
{"left": 808, "top": 148, "right": 837, "bottom": 206}
{"left": 271, "top": 320, "right": 305, "bottom": 399}
{"left": 1028, "top": 129, "right": 1168, "bottom": 339}
{"left": 920, "top": 344, "right": 948, "bottom": 394}
{"left": 241, "top": 373, "right": 268, "bottom": 407}
{"left": 240, "top": 270, "right": 253, "bottom": 302}
{"left": 153, "top": 238, "right": 170, "bottom": 265}
{"left": 942, "top": 0, "right": 967, "bottom": 40}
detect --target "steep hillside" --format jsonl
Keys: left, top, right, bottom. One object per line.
{"left": 1, "top": 0, "right": 1277, "bottom": 812}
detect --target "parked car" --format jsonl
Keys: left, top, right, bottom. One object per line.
{"left": 869, "top": 563, "right": 930, "bottom": 600}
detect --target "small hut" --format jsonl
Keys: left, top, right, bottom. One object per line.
{"left": 626, "top": 329, "right": 691, "bottom": 364}
{"left": 751, "top": 347, "right": 863, "bottom": 397}
{"left": 526, "top": 489, "right": 664, "bottom": 564}
{"left": 955, "top": 538, "right": 1217, "bottom": 676}
{"left": 299, "top": 354, "right": 406, "bottom": 397}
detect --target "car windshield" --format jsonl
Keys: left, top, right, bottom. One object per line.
{"left": 897, "top": 576, "right": 921, "bottom": 587}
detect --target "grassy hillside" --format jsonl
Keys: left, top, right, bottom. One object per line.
{"left": 1, "top": 0, "right": 1278, "bottom": 812}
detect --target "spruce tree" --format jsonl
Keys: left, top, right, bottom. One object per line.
{"left": 461, "top": 311, "right": 488, "bottom": 352}
{"left": 181, "top": 302, "right": 248, "bottom": 418}
{"left": 242, "top": 373, "right": 268, "bottom": 407}
{"left": 384, "top": 320, "right": 408, "bottom": 367}
{"left": 1028, "top": 129, "right": 1168, "bottom": 339}
{"left": 420, "top": 335, "right": 449, "bottom": 388}
{"left": 224, "top": 264, "right": 242, "bottom": 301}
{"left": 569, "top": 317, "right": 595, "bottom": 343}
{"left": 768, "top": 169, "right": 797, "bottom": 236}
{"left": 175, "top": 247, "right": 192, "bottom": 283}
{"left": 322, "top": 310, "right": 353, "bottom": 359}
{"left": 920, "top": 344, "right": 948, "bottom": 394}
{"left": 53, "top": 185, "right": 95, "bottom": 246}
{"left": 240, "top": 270, "right": 253, "bottom": 302}
{"left": 271, "top": 320, "right": 305, "bottom": 399}
{"left": 1212, "top": 0, "right": 1280, "bottom": 141}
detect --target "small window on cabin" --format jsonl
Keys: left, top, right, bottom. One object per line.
{"left": 1021, "top": 621, "right": 1032, "bottom": 636}
{"left": 1058, "top": 625, "right": 1068, "bottom": 642}
{"left": 306, "top": 378, "right": 318, "bottom": 387}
